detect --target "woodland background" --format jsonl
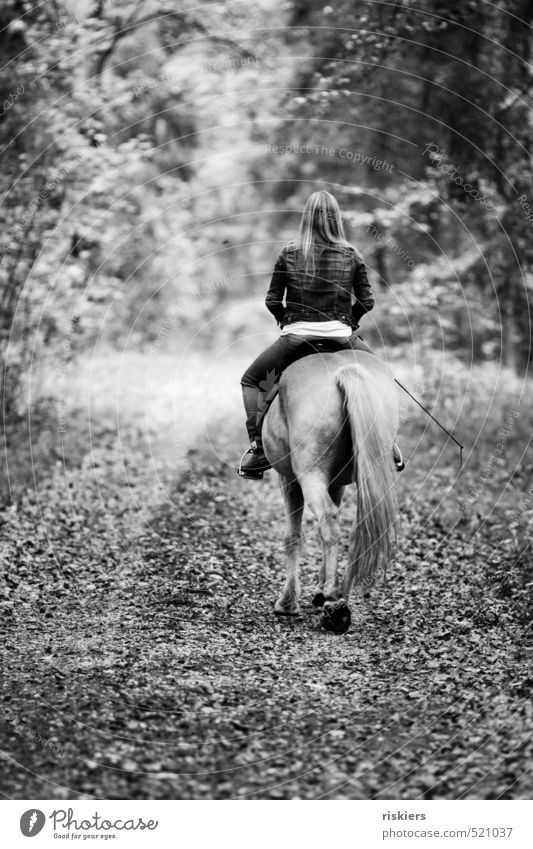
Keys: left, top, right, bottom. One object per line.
{"left": 0, "top": 0, "right": 532, "bottom": 800}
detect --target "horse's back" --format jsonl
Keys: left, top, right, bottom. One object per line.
{"left": 284, "top": 348, "right": 389, "bottom": 388}
{"left": 280, "top": 349, "right": 392, "bottom": 424}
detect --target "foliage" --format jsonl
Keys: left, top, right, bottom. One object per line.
{"left": 0, "top": 0, "right": 285, "bottom": 411}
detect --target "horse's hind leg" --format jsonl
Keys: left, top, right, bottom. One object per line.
{"left": 301, "top": 475, "right": 351, "bottom": 634}
{"left": 313, "top": 484, "right": 344, "bottom": 606}
{"left": 274, "top": 478, "right": 304, "bottom": 616}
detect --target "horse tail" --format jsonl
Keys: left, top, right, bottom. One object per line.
{"left": 335, "top": 363, "right": 399, "bottom": 587}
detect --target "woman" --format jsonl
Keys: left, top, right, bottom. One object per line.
{"left": 238, "top": 190, "right": 403, "bottom": 478}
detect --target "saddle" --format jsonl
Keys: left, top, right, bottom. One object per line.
{"left": 292, "top": 337, "right": 349, "bottom": 358}
{"left": 256, "top": 338, "right": 348, "bottom": 430}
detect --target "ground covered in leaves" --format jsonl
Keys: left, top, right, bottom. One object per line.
{"left": 0, "top": 353, "right": 532, "bottom": 799}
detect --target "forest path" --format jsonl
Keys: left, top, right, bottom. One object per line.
{"left": 0, "top": 352, "right": 531, "bottom": 800}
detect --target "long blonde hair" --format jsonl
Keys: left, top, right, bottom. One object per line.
{"left": 296, "top": 190, "right": 358, "bottom": 271}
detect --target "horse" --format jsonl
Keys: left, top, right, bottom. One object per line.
{"left": 261, "top": 349, "right": 400, "bottom": 634}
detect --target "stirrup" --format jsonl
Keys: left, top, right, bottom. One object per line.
{"left": 238, "top": 466, "right": 264, "bottom": 480}
{"left": 237, "top": 443, "right": 271, "bottom": 479}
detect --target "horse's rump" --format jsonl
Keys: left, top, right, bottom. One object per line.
{"left": 264, "top": 350, "right": 395, "bottom": 478}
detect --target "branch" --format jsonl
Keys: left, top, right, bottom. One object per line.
{"left": 94, "top": 9, "right": 254, "bottom": 77}
{"left": 94, "top": 5, "right": 142, "bottom": 78}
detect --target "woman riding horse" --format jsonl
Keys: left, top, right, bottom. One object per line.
{"left": 238, "top": 189, "right": 403, "bottom": 478}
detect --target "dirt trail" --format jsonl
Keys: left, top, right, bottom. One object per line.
{"left": 0, "top": 353, "right": 531, "bottom": 799}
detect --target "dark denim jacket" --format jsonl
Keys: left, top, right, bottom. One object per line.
{"left": 265, "top": 242, "right": 374, "bottom": 329}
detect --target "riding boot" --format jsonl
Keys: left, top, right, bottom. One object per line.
{"left": 238, "top": 385, "right": 272, "bottom": 478}
{"left": 393, "top": 441, "right": 405, "bottom": 472}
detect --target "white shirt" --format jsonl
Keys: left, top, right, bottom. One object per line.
{"left": 280, "top": 319, "right": 352, "bottom": 339}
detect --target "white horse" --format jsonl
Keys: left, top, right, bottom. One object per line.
{"left": 262, "top": 349, "right": 400, "bottom": 633}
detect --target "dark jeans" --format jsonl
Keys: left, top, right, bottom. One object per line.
{"left": 240, "top": 333, "right": 373, "bottom": 388}
{"left": 240, "top": 333, "right": 374, "bottom": 442}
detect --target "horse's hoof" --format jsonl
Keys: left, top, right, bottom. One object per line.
{"left": 321, "top": 599, "right": 351, "bottom": 634}
{"left": 274, "top": 599, "right": 301, "bottom": 616}
{"left": 312, "top": 591, "right": 326, "bottom": 608}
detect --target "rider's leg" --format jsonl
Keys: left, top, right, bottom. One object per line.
{"left": 239, "top": 334, "right": 307, "bottom": 476}
{"left": 242, "top": 384, "right": 261, "bottom": 443}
